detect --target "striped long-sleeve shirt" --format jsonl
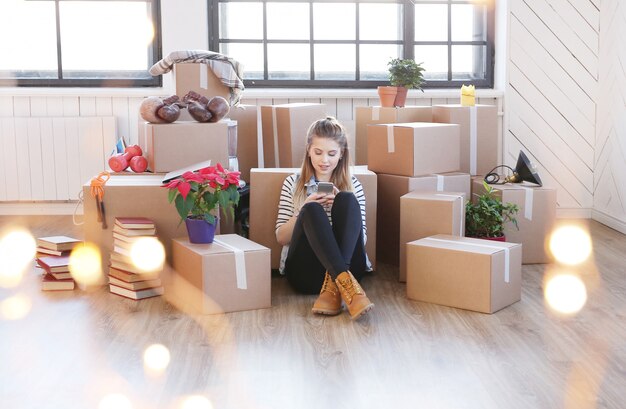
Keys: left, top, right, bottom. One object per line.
{"left": 275, "top": 173, "right": 369, "bottom": 274}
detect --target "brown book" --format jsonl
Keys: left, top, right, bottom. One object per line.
{"left": 109, "top": 284, "right": 164, "bottom": 300}
{"left": 41, "top": 273, "right": 75, "bottom": 291}
{"left": 113, "top": 238, "right": 134, "bottom": 251}
{"left": 112, "top": 231, "right": 153, "bottom": 243}
{"left": 112, "top": 225, "right": 156, "bottom": 236}
{"left": 108, "top": 275, "right": 162, "bottom": 291}
{"left": 36, "top": 247, "right": 70, "bottom": 257}
{"left": 36, "top": 236, "right": 81, "bottom": 252}
{"left": 49, "top": 271, "right": 73, "bottom": 280}
{"left": 114, "top": 217, "right": 156, "bottom": 229}
{"left": 108, "top": 266, "right": 159, "bottom": 282}
{"left": 36, "top": 255, "right": 70, "bottom": 273}
{"left": 109, "top": 250, "right": 134, "bottom": 265}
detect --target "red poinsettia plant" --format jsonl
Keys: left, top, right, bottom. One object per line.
{"left": 162, "top": 163, "right": 240, "bottom": 225}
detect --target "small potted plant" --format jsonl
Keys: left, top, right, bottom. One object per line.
{"left": 465, "top": 181, "right": 519, "bottom": 241}
{"left": 162, "top": 163, "right": 240, "bottom": 243}
{"left": 387, "top": 57, "right": 425, "bottom": 108}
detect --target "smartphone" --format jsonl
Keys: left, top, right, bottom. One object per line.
{"left": 315, "top": 182, "right": 334, "bottom": 195}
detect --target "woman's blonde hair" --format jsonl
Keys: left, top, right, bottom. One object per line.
{"left": 292, "top": 116, "right": 353, "bottom": 211}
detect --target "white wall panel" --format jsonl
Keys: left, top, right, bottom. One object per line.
{"left": 39, "top": 118, "right": 57, "bottom": 200}
{"left": 13, "top": 118, "right": 31, "bottom": 200}
{"left": 1, "top": 119, "right": 18, "bottom": 200}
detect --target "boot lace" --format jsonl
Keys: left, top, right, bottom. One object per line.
{"left": 321, "top": 273, "right": 337, "bottom": 295}
{"left": 337, "top": 274, "right": 364, "bottom": 303}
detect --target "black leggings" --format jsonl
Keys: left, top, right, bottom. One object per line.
{"left": 284, "top": 191, "right": 367, "bottom": 294}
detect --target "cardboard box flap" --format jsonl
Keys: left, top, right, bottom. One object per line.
{"left": 182, "top": 234, "right": 268, "bottom": 256}
{"left": 372, "top": 122, "right": 457, "bottom": 130}
{"left": 83, "top": 174, "right": 165, "bottom": 187}
{"left": 402, "top": 191, "right": 466, "bottom": 202}
{"left": 418, "top": 234, "right": 520, "bottom": 256}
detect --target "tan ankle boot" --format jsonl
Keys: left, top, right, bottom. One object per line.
{"left": 335, "top": 271, "right": 374, "bottom": 320}
{"left": 312, "top": 272, "right": 342, "bottom": 315}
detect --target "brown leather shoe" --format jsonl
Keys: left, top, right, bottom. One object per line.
{"left": 335, "top": 271, "right": 374, "bottom": 320}
{"left": 312, "top": 272, "right": 342, "bottom": 315}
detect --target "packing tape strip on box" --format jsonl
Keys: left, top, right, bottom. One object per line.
{"left": 435, "top": 193, "right": 465, "bottom": 237}
{"left": 423, "top": 237, "right": 511, "bottom": 283}
{"left": 272, "top": 107, "right": 280, "bottom": 167}
{"left": 200, "top": 66, "right": 208, "bottom": 89}
{"left": 436, "top": 174, "right": 445, "bottom": 191}
{"left": 469, "top": 106, "right": 477, "bottom": 175}
{"left": 386, "top": 124, "right": 395, "bottom": 153}
{"left": 212, "top": 238, "right": 248, "bottom": 290}
{"left": 521, "top": 186, "right": 534, "bottom": 221}
{"left": 371, "top": 107, "right": 380, "bottom": 120}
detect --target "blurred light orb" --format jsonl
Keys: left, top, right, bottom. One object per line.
{"left": 98, "top": 393, "right": 133, "bottom": 409}
{"left": 545, "top": 274, "right": 587, "bottom": 314}
{"left": 549, "top": 225, "right": 592, "bottom": 265}
{"left": 69, "top": 243, "right": 102, "bottom": 286}
{"left": 143, "top": 343, "right": 171, "bottom": 373}
{"left": 1, "top": 293, "right": 32, "bottom": 320}
{"left": 130, "top": 237, "right": 164, "bottom": 273}
{"left": 180, "top": 395, "right": 214, "bottom": 409}
{"left": 0, "top": 229, "right": 36, "bottom": 288}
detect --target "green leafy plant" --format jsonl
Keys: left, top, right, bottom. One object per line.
{"left": 465, "top": 181, "right": 519, "bottom": 238}
{"left": 387, "top": 58, "right": 425, "bottom": 90}
{"left": 162, "top": 163, "right": 240, "bottom": 225}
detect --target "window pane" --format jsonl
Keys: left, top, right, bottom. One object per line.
{"left": 0, "top": 0, "right": 57, "bottom": 75}
{"left": 267, "top": 3, "right": 309, "bottom": 40}
{"left": 268, "top": 44, "right": 309, "bottom": 80}
{"left": 452, "top": 4, "right": 486, "bottom": 42}
{"left": 60, "top": 1, "right": 153, "bottom": 75}
{"left": 452, "top": 45, "right": 486, "bottom": 80}
{"left": 414, "top": 4, "right": 447, "bottom": 42}
{"left": 360, "top": 4, "right": 403, "bottom": 41}
{"left": 220, "top": 43, "right": 264, "bottom": 80}
{"left": 313, "top": 3, "right": 355, "bottom": 40}
{"left": 219, "top": 2, "right": 263, "bottom": 40}
{"left": 360, "top": 44, "right": 402, "bottom": 80}
{"left": 314, "top": 44, "right": 355, "bottom": 80}
{"left": 415, "top": 45, "right": 447, "bottom": 80}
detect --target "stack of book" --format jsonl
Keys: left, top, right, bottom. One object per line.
{"left": 36, "top": 255, "right": 75, "bottom": 291}
{"left": 36, "top": 235, "right": 81, "bottom": 257}
{"left": 109, "top": 217, "right": 164, "bottom": 300}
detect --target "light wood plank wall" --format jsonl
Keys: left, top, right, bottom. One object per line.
{"left": 594, "top": 0, "right": 626, "bottom": 234}
{"left": 507, "top": 0, "right": 599, "bottom": 219}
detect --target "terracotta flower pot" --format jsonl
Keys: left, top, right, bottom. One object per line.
{"left": 185, "top": 217, "right": 217, "bottom": 244}
{"left": 394, "top": 86, "right": 409, "bottom": 107}
{"left": 482, "top": 235, "right": 506, "bottom": 242}
{"left": 377, "top": 86, "right": 397, "bottom": 107}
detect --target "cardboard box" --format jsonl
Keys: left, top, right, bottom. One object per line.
{"left": 354, "top": 106, "right": 432, "bottom": 165}
{"left": 471, "top": 179, "right": 557, "bottom": 264}
{"left": 260, "top": 103, "right": 327, "bottom": 168}
{"left": 367, "top": 122, "right": 460, "bottom": 177}
{"left": 83, "top": 175, "right": 186, "bottom": 285}
{"left": 172, "top": 234, "right": 271, "bottom": 314}
{"left": 399, "top": 191, "right": 466, "bottom": 282}
{"left": 173, "top": 63, "right": 231, "bottom": 101}
{"left": 432, "top": 104, "right": 498, "bottom": 176}
{"left": 227, "top": 105, "right": 259, "bottom": 183}
{"left": 144, "top": 121, "right": 231, "bottom": 173}
{"left": 406, "top": 234, "right": 522, "bottom": 313}
{"left": 376, "top": 172, "right": 470, "bottom": 265}
{"left": 249, "top": 166, "right": 377, "bottom": 270}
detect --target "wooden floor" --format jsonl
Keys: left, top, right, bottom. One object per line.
{"left": 1, "top": 216, "right": 625, "bottom": 409}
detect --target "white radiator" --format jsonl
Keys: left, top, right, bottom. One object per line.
{"left": 0, "top": 116, "right": 116, "bottom": 201}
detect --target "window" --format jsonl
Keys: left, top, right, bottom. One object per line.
{"left": 0, "top": 0, "right": 161, "bottom": 87}
{"left": 209, "top": 0, "right": 494, "bottom": 88}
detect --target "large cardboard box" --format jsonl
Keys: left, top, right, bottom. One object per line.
{"left": 173, "top": 63, "right": 231, "bottom": 101}
{"left": 172, "top": 234, "right": 271, "bottom": 314}
{"left": 367, "top": 122, "right": 460, "bottom": 177}
{"left": 227, "top": 105, "right": 259, "bottom": 183}
{"left": 406, "top": 234, "right": 522, "bottom": 313}
{"left": 83, "top": 175, "right": 186, "bottom": 284}
{"left": 472, "top": 179, "right": 557, "bottom": 264}
{"left": 249, "top": 166, "right": 377, "bottom": 270}
{"left": 399, "top": 191, "right": 466, "bottom": 282}
{"left": 144, "top": 121, "right": 231, "bottom": 173}
{"left": 432, "top": 104, "right": 498, "bottom": 176}
{"left": 376, "top": 172, "right": 470, "bottom": 265}
{"left": 260, "top": 103, "right": 327, "bottom": 168}
{"left": 354, "top": 106, "right": 432, "bottom": 165}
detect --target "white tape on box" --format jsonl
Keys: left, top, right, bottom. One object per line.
{"left": 213, "top": 238, "right": 248, "bottom": 290}
{"left": 424, "top": 237, "right": 511, "bottom": 283}
{"left": 436, "top": 174, "right": 445, "bottom": 191}
{"left": 272, "top": 107, "right": 280, "bottom": 167}
{"left": 386, "top": 125, "right": 395, "bottom": 153}
{"left": 522, "top": 186, "right": 534, "bottom": 221}
{"left": 200, "top": 66, "right": 208, "bottom": 89}
{"left": 435, "top": 194, "right": 465, "bottom": 237}
{"left": 372, "top": 107, "right": 380, "bottom": 120}
{"left": 469, "top": 106, "right": 477, "bottom": 175}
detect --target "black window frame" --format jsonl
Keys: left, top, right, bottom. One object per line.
{"left": 0, "top": 0, "right": 162, "bottom": 88}
{"left": 208, "top": 0, "right": 494, "bottom": 89}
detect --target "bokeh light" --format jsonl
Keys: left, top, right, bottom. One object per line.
{"left": 179, "top": 395, "right": 214, "bottom": 409}
{"left": 1, "top": 293, "right": 32, "bottom": 320}
{"left": 69, "top": 243, "right": 103, "bottom": 286}
{"left": 549, "top": 225, "right": 592, "bottom": 265}
{"left": 0, "top": 229, "right": 36, "bottom": 288}
{"left": 98, "top": 393, "right": 133, "bottom": 409}
{"left": 130, "top": 237, "right": 164, "bottom": 273}
{"left": 545, "top": 274, "right": 587, "bottom": 314}
{"left": 143, "top": 343, "right": 171, "bottom": 374}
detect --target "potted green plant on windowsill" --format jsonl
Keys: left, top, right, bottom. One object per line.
{"left": 387, "top": 58, "right": 425, "bottom": 108}
{"left": 465, "top": 181, "right": 519, "bottom": 241}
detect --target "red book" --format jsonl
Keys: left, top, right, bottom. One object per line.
{"left": 114, "top": 217, "right": 155, "bottom": 229}
{"left": 41, "top": 273, "right": 75, "bottom": 291}
{"left": 36, "top": 255, "right": 71, "bottom": 273}
{"left": 109, "top": 284, "right": 164, "bottom": 300}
